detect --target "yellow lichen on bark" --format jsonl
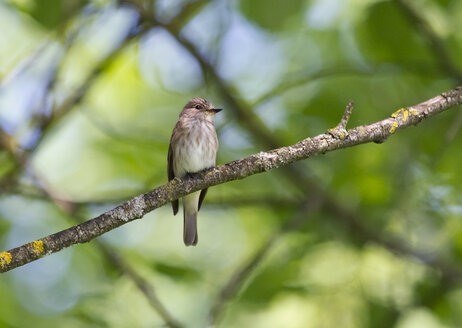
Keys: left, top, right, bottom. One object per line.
{"left": 391, "top": 108, "right": 411, "bottom": 123}
{"left": 402, "top": 109, "right": 409, "bottom": 123}
{"left": 389, "top": 121, "right": 398, "bottom": 134}
{"left": 30, "top": 240, "right": 44, "bottom": 255}
{"left": 0, "top": 251, "right": 12, "bottom": 268}
{"left": 391, "top": 108, "right": 406, "bottom": 118}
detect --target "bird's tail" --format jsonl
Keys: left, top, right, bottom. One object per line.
{"left": 183, "top": 212, "right": 198, "bottom": 246}
{"left": 183, "top": 192, "right": 200, "bottom": 246}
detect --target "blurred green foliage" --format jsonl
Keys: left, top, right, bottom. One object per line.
{"left": 239, "top": 0, "right": 306, "bottom": 31}
{"left": 0, "top": 0, "right": 462, "bottom": 327}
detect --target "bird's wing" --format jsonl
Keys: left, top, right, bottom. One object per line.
{"left": 198, "top": 188, "right": 208, "bottom": 211}
{"left": 168, "top": 133, "right": 179, "bottom": 215}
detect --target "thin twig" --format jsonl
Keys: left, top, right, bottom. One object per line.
{"left": 328, "top": 100, "right": 354, "bottom": 139}
{"left": 339, "top": 101, "right": 354, "bottom": 130}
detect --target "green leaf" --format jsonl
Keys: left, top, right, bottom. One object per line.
{"left": 239, "top": 0, "right": 306, "bottom": 32}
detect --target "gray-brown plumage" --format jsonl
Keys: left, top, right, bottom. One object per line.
{"left": 167, "top": 98, "right": 221, "bottom": 246}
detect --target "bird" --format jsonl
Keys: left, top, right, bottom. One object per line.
{"left": 167, "top": 98, "right": 222, "bottom": 246}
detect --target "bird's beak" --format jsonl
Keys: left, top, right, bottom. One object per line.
{"left": 211, "top": 108, "right": 222, "bottom": 114}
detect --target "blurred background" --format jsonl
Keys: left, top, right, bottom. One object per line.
{"left": 1, "top": 0, "right": 462, "bottom": 327}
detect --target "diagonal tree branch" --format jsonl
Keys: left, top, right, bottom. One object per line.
{"left": 1, "top": 86, "right": 461, "bottom": 273}
{"left": 149, "top": 8, "right": 462, "bottom": 294}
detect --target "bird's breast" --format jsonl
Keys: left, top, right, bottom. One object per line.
{"left": 173, "top": 122, "right": 218, "bottom": 177}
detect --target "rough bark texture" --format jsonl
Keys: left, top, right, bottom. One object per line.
{"left": 1, "top": 86, "right": 461, "bottom": 273}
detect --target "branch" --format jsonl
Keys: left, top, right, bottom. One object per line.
{"left": 155, "top": 17, "right": 462, "bottom": 282}
{"left": 0, "top": 87, "right": 461, "bottom": 273}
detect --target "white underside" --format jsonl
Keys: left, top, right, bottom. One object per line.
{"left": 173, "top": 125, "right": 216, "bottom": 177}
{"left": 175, "top": 145, "right": 215, "bottom": 176}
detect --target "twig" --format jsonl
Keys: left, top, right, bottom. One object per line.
{"left": 328, "top": 100, "right": 354, "bottom": 139}
{"left": 1, "top": 86, "right": 461, "bottom": 273}
{"left": 339, "top": 101, "right": 354, "bottom": 130}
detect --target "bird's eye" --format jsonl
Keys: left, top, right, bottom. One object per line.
{"left": 195, "top": 105, "right": 202, "bottom": 110}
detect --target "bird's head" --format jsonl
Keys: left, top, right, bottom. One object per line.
{"left": 180, "top": 97, "right": 222, "bottom": 122}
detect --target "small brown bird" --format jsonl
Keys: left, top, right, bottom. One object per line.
{"left": 168, "top": 98, "right": 222, "bottom": 246}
